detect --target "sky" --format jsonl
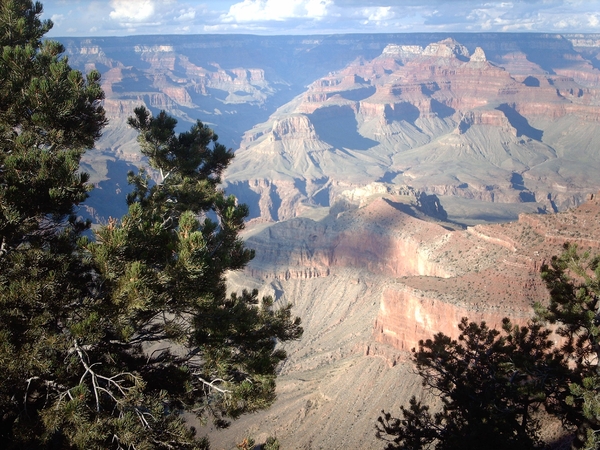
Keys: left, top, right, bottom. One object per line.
{"left": 43, "top": 0, "right": 600, "bottom": 37}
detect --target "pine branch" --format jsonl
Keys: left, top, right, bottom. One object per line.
{"left": 72, "top": 340, "right": 140, "bottom": 413}
{"left": 196, "top": 376, "right": 231, "bottom": 397}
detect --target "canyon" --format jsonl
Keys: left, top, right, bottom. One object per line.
{"left": 58, "top": 33, "right": 600, "bottom": 448}
{"left": 63, "top": 33, "right": 600, "bottom": 225}
{"left": 210, "top": 190, "right": 600, "bottom": 449}
{"left": 225, "top": 36, "right": 600, "bottom": 225}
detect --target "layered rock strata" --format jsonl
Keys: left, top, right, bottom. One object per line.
{"left": 226, "top": 37, "right": 600, "bottom": 223}
{"left": 211, "top": 192, "right": 600, "bottom": 449}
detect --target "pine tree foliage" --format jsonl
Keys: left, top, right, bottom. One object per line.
{"left": 72, "top": 105, "right": 303, "bottom": 448}
{"left": 537, "top": 243, "right": 600, "bottom": 449}
{"left": 378, "top": 244, "right": 600, "bottom": 450}
{"left": 0, "top": 2, "right": 302, "bottom": 448}
{"left": 0, "top": 1, "right": 106, "bottom": 446}
{"left": 0, "top": 0, "right": 105, "bottom": 247}
{"left": 377, "top": 318, "right": 566, "bottom": 450}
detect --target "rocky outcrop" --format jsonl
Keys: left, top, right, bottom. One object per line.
{"left": 422, "top": 38, "right": 471, "bottom": 59}
{"left": 373, "top": 194, "right": 600, "bottom": 354}
{"left": 102, "top": 99, "right": 142, "bottom": 118}
{"left": 272, "top": 115, "right": 318, "bottom": 140}
{"left": 517, "top": 192, "right": 600, "bottom": 248}
{"left": 141, "top": 51, "right": 176, "bottom": 71}
{"left": 470, "top": 47, "right": 487, "bottom": 62}
{"left": 246, "top": 195, "right": 455, "bottom": 279}
{"left": 334, "top": 182, "right": 447, "bottom": 221}
{"left": 381, "top": 44, "right": 423, "bottom": 60}
{"left": 160, "top": 86, "right": 193, "bottom": 106}
{"left": 375, "top": 287, "right": 517, "bottom": 352}
{"left": 456, "top": 109, "right": 515, "bottom": 134}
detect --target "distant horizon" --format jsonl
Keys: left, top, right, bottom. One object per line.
{"left": 43, "top": 1, "right": 600, "bottom": 38}
{"left": 49, "top": 30, "right": 600, "bottom": 40}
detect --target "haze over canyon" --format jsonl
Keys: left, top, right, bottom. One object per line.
{"left": 61, "top": 33, "right": 600, "bottom": 448}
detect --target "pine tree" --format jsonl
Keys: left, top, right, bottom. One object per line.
{"left": 377, "top": 318, "right": 565, "bottom": 450}
{"left": 0, "top": 0, "right": 106, "bottom": 445}
{"left": 537, "top": 243, "right": 600, "bottom": 449}
{"left": 77, "top": 106, "right": 303, "bottom": 447}
{"left": 0, "top": 2, "right": 302, "bottom": 448}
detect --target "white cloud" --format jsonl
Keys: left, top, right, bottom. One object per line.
{"left": 110, "top": 0, "right": 156, "bottom": 23}
{"left": 306, "top": 0, "right": 332, "bottom": 18}
{"left": 552, "top": 15, "right": 586, "bottom": 30}
{"left": 40, "top": 0, "right": 600, "bottom": 37}
{"left": 50, "top": 14, "right": 64, "bottom": 26}
{"left": 480, "top": 19, "right": 493, "bottom": 30}
{"left": 362, "top": 6, "right": 394, "bottom": 22}
{"left": 500, "top": 21, "right": 535, "bottom": 31}
{"left": 223, "top": 0, "right": 333, "bottom": 23}
{"left": 176, "top": 8, "right": 196, "bottom": 21}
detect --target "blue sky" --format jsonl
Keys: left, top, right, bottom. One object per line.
{"left": 43, "top": 0, "right": 600, "bottom": 37}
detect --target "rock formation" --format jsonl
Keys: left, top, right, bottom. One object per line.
{"left": 208, "top": 191, "right": 600, "bottom": 449}
{"left": 57, "top": 34, "right": 600, "bottom": 224}
{"left": 54, "top": 33, "right": 600, "bottom": 448}
{"left": 225, "top": 36, "right": 600, "bottom": 224}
